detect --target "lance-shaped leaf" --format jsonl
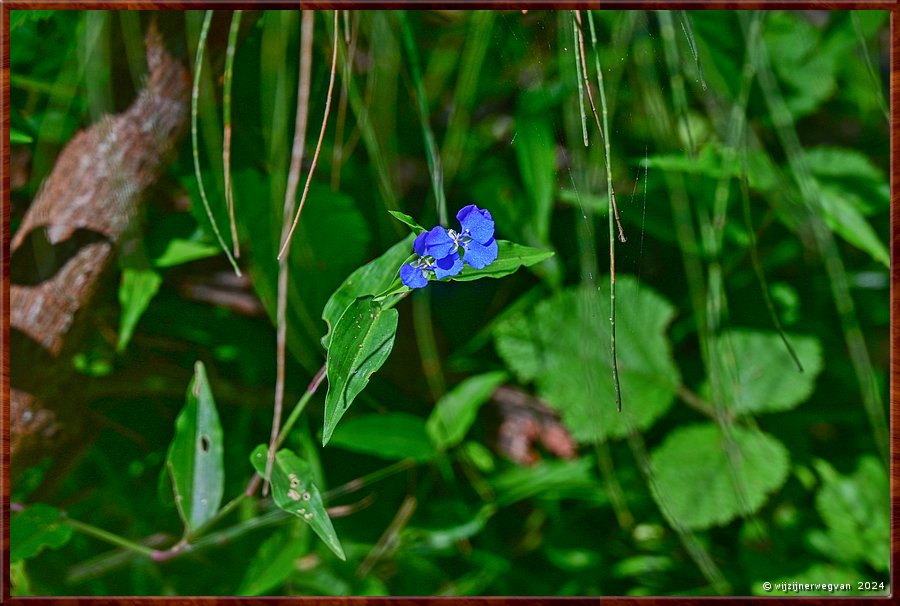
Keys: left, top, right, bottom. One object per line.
{"left": 166, "top": 361, "right": 225, "bottom": 533}
{"left": 321, "top": 234, "right": 414, "bottom": 349}
{"left": 323, "top": 296, "right": 399, "bottom": 445}
{"left": 250, "top": 444, "right": 345, "bottom": 560}
{"left": 454, "top": 241, "right": 554, "bottom": 282}
{"left": 388, "top": 210, "right": 427, "bottom": 234}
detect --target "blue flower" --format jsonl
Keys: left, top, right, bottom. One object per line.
{"left": 422, "top": 204, "right": 498, "bottom": 270}
{"left": 399, "top": 205, "right": 497, "bottom": 289}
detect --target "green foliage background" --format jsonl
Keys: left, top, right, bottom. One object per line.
{"left": 9, "top": 9, "right": 890, "bottom": 597}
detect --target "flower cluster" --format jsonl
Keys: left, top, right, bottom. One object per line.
{"left": 400, "top": 204, "right": 498, "bottom": 289}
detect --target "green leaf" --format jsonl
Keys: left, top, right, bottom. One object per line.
{"left": 152, "top": 238, "right": 221, "bottom": 268}
{"left": 806, "top": 146, "right": 885, "bottom": 182}
{"left": 818, "top": 183, "right": 889, "bottom": 267}
{"left": 490, "top": 457, "right": 601, "bottom": 507}
{"left": 10, "top": 504, "right": 73, "bottom": 561}
{"left": 641, "top": 145, "right": 779, "bottom": 192}
{"left": 514, "top": 116, "right": 556, "bottom": 242}
{"left": 117, "top": 268, "right": 162, "bottom": 352}
{"left": 11, "top": 10, "right": 56, "bottom": 31}
{"left": 808, "top": 456, "right": 888, "bottom": 572}
{"left": 426, "top": 371, "right": 507, "bottom": 449}
{"left": 11, "top": 128, "right": 33, "bottom": 144}
{"left": 323, "top": 297, "right": 399, "bottom": 446}
{"left": 329, "top": 413, "right": 434, "bottom": 461}
{"left": 494, "top": 277, "right": 679, "bottom": 442}
{"left": 388, "top": 211, "right": 427, "bottom": 234}
{"left": 250, "top": 445, "right": 345, "bottom": 560}
{"left": 165, "top": 361, "right": 225, "bottom": 533}
{"left": 453, "top": 241, "right": 554, "bottom": 282}
{"left": 716, "top": 330, "right": 822, "bottom": 415}
{"left": 321, "top": 234, "right": 414, "bottom": 349}
{"left": 237, "top": 525, "right": 309, "bottom": 596}
{"left": 649, "top": 424, "right": 790, "bottom": 530}
{"left": 10, "top": 560, "right": 32, "bottom": 596}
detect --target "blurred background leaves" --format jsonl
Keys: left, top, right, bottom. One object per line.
{"left": 9, "top": 8, "right": 890, "bottom": 597}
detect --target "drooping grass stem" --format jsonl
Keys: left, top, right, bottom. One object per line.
{"left": 191, "top": 10, "right": 241, "bottom": 276}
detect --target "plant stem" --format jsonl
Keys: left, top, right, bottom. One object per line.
{"left": 191, "top": 10, "right": 241, "bottom": 276}
{"left": 65, "top": 518, "right": 156, "bottom": 559}
{"left": 222, "top": 9, "right": 243, "bottom": 258}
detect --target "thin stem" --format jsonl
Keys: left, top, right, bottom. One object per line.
{"left": 222, "top": 9, "right": 243, "bottom": 258}
{"left": 266, "top": 8, "right": 316, "bottom": 496}
{"left": 191, "top": 10, "right": 241, "bottom": 276}
{"left": 65, "top": 518, "right": 156, "bottom": 559}
{"left": 582, "top": 10, "right": 623, "bottom": 412}
{"left": 277, "top": 10, "right": 340, "bottom": 260}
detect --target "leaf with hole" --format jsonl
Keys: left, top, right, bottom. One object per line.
{"left": 649, "top": 423, "right": 790, "bottom": 530}
{"left": 250, "top": 444, "right": 345, "bottom": 560}
{"left": 10, "top": 504, "right": 73, "bottom": 561}
{"left": 322, "top": 297, "right": 399, "bottom": 446}
{"left": 165, "top": 360, "right": 224, "bottom": 533}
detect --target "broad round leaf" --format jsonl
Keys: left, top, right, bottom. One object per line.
{"left": 494, "top": 276, "right": 679, "bottom": 442}
{"left": 650, "top": 423, "right": 790, "bottom": 530}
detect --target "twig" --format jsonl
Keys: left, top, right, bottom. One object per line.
{"left": 276, "top": 10, "right": 340, "bottom": 260}
{"left": 265, "top": 8, "right": 317, "bottom": 496}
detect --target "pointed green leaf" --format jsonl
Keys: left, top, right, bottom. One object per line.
{"left": 152, "top": 239, "right": 221, "bottom": 268}
{"left": 426, "top": 372, "right": 507, "bottom": 449}
{"left": 10, "top": 504, "right": 73, "bottom": 561}
{"left": 323, "top": 297, "right": 398, "bottom": 446}
{"left": 321, "top": 235, "right": 414, "bottom": 349}
{"left": 494, "top": 277, "right": 679, "bottom": 442}
{"left": 330, "top": 413, "right": 434, "bottom": 461}
{"left": 237, "top": 525, "right": 309, "bottom": 596}
{"left": 388, "top": 211, "right": 427, "bottom": 234}
{"left": 717, "top": 329, "right": 822, "bottom": 415}
{"left": 166, "top": 361, "right": 225, "bottom": 532}
{"left": 250, "top": 445, "right": 345, "bottom": 560}
{"left": 11, "top": 128, "right": 33, "bottom": 144}
{"left": 818, "top": 183, "right": 889, "bottom": 267}
{"left": 117, "top": 268, "right": 162, "bottom": 352}
{"left": 650, "top": 424, "right": 790, "bottom": 530}
{"left": 453, "top": 241, "right": 554, "bottom": 282}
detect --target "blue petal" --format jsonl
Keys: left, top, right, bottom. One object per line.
{"left": 433, "top": 251, "right": 463, "bottom": 279}
{"left": 423, "top": 226, "right": 455, "bottom": 260}
{"left": 413, "top": 232, "right": 428, "bottom": 256}
{"left": 400, "top": 263, "right": 429, "bottom": 289}
{"left": 456, "top": 204, "right": 494, "bottom": 244}
{"left": 462, "top": 238, "right": 498, "bottom": 269}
